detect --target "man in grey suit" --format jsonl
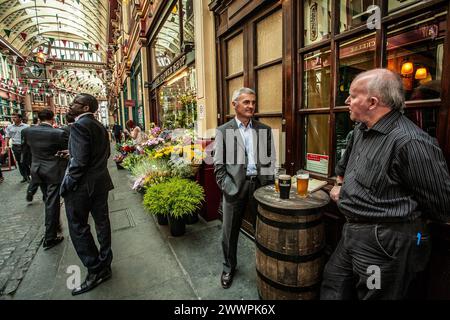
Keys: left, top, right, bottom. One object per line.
{"left": 214, "top": 87, "right": 276, "bottom": 289}
{"left": 22, "top": 109, "right": 68, "bottom": 249}
{"left": 61, "top": 93, "right": 114, "bottom": 296}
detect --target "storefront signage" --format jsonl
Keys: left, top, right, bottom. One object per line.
{"left": 151, "top": 54, "right": 187, "bottom": 89}
{"left": 306, "top": 153, "right": 329, "bottom": 175}
{"left": 340, "top": 39, "right": 376, "bottom": 59}
{"left": 310, "top": 2, "right": 318, "bottom": 42}
{"left": 52, "top": 61, "right": 106, "bottom": 70}
{"left": 125, "top": 99, "right": 135, "bottom": 107}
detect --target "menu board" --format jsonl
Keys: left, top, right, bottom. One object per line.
{"left": 306, "top": 153, "right": 329, "bottom": 175}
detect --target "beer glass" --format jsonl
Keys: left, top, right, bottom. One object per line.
{"left": 274, "top": 168, "right": 286, "bottom": 193}
{"left": 296, "top": 170, "right": 309, "bottom": 197}
{"left": 278, "top": 174, "right": 291, "bottom": 199}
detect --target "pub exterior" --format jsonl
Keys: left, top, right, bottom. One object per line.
{"left": 209, "top": 0, "right": 450, "bottom": 298}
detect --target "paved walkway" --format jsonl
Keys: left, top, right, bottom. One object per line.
{"left": 2, "top": 157, "right": 258, "bottom": 300}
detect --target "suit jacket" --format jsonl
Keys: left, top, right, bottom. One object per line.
{"left": 61, "top": 114, "right": 114, "bottom": 196}
{"left": 21, "top": 123, "right": 69, "bottom": 184}
{"left": 213, "top": 118, "right": 275, "bottom": 200}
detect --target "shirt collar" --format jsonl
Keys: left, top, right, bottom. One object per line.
{"left": 13, "top": 123, "right": 26, "bottom": 127}
{"left": 75, "top": 112, "right": 94, "bottom": 121}
{"left": 235, "top": 116, "right": 253, "bottom": 129}
{"left": 40, "top": 122, "right": 53, "bottom": 127}
{"left": 359, "top": 110, "right": 401, "bottom": 135}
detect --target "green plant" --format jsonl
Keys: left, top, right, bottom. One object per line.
{"left": 143, "top": 177, "right": 204, "bottom": 219}
{"left": 121, "top": 153, "right": 143, "bottom": 170}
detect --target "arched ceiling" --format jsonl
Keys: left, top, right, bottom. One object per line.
{"left": 0, "top": 0, "right": 108, "bottom": 61}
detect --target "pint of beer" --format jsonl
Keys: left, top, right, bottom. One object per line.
{"left": 296, "top": 170, "right": 309, "bottom": 197}
{"left": 274, "top": 168, "right": 286, "bottom": 193}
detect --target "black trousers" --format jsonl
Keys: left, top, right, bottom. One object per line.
{"left": 64, "top": 185, "right": 113, "bottom": 274}
{"left": 11, "top": 144, "right": 30, "bottom": 180}
{"left": 221, "top": 178, "right": 260, "bottom": 273}
{"left": 320, "top": 219, "right": 431, "bottom": 300}
{"left": 40, "top": 183, "right": 62, "bottom": 241}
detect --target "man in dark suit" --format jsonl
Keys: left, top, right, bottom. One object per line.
{"left": 61, "top": 93, "right": 114, "bottom": 296}
{"left": 213, "top": 87, "right": 276, "bottom": 289}
{"left": 22, "top": 109, "right": 68, "bottom": 249}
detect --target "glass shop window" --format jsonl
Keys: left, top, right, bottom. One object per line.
{"left": 334, "top": 111, "right": 355, "bottom": 174}
{"left": 339, "top": 0, "right": 376, "bottom": 32}
{"left": 387, "top": 11, "right": 445, "bottom": 101}
{"left": 303, "top": 0, "right": 331, "bottom": 46}
{"left": 303, "top": 48, "right": 331, "bottom": 109}
{"left": 336, "top": 33, "right": 376, "bottom": 106}
{"left": 303, "top": 114, "right": 330, "bottom": 175}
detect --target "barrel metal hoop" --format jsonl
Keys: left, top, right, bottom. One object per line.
{"left": 258, "top": 202, "right": 320, "bottom": 216}
{"left": 256, "top": 241, "right": 324, "bottom": 263}
{"left": 256, "top": 269, "right": 320, "bottom": 293}
{"left": 257, "top": 212, "right": 322, "bottom": 229}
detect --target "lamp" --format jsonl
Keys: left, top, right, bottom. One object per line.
{"left": 415, "top": 67, "right": 428, "bottom": 80}
{"left": 401, "top": 62, "right": 414, "bottom": 75}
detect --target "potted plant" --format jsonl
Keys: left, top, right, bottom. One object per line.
{"left": 143, "top": 177, "right": 204, "bottom": 236}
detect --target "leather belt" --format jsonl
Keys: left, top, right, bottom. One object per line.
{"left": 246, "top": 175, "right": 258, "bottom": 182}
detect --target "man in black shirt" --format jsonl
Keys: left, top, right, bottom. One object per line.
{"left": 321, "top": 68, "right": 450, "bottom": 300}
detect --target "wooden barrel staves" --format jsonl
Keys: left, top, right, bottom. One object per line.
{"left": 253, "top": 186, "right": 330, "bottom": 300}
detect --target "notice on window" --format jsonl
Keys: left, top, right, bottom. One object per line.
{"left": 306, "top": 153, "right": 329, "bottom": 175}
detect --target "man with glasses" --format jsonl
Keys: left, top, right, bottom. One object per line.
{"left": 61, "top": 93, "right": 114, "bottom": 296}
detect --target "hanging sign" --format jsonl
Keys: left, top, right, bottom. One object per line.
{"left": 306, "top": 153, "right": 329, "bottom": 175}
{"left": 124, "top": 100, "right": 135, "bottom": 107}
{"left": 151, "top": 53, "right": 187, "bottom": 89}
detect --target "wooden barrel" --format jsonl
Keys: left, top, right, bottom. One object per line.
{"left": 253, "top": 186, "right": 330, "bottom": 300}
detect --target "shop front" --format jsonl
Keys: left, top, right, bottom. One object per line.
{"left": 147, "top": 0, "right": 196, "bottom": 130}
{"left": 210, "top": 0, "right": 450, "bottom": 298}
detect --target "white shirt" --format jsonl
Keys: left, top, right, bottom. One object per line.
{"left": 5, "top": 123, "right": 29, "bottom": 145}
{"left": 235, "top": 117, "right": 257, "bottom": 176}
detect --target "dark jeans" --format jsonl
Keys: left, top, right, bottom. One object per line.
{"left": 221, "top": 178, "right": 260, "bottom": 273}
{"left": 320, "top": 219, "right": 431, "bottom": 300}
{"left": 11, "top": 144, "right": 30, "bottom": 180}
{"left": 64, "top": 185, "right": 113, "bottom": 274}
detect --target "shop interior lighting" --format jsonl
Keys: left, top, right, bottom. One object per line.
{"left": 401, "top": 62, "right": 414, "bottom": 75}
{"left": 415, "top": 67, "right": 428, "bottom": 80}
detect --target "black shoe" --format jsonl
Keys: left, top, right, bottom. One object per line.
{"left": 221, "top": 269, "right": 235, "bottom": 289}
{"left": 72, "top": 267, "right": 112, "bottom": 296}
{"left": 43, "top": 236, "right": 64, "bottom": 250}
{"left": 26, "top": 191, "right": 33, "bottom": 202}
{"left": 20, "top": 178, "right": 28, "bottom": 183}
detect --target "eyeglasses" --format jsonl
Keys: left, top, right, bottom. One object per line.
{"left": 70, "top": 101, "right": 84, "bottom": 107}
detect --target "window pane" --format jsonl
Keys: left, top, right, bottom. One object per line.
{"left": 388, "top": 0, "right": 422, "bottom": 13}
{"left": 153, "top": 3, "right": 181, "bottom": 76}
{"left": 227, "top": 33, "right": 243, "bottom": 76}
{"left": 227, "top": 76, "right": 243, "bottom": 115}
{"left": 257, "top": 64, "right": 282, "bottom": 113}
{"left": 258, "top": 117, "right": 284, "bottom": 167}
{"left": 303, "top": 48, "right": 331, "bottom": 108}
{"left": 334, "top": 112, "right": 354, "bottom": 175}
{"left": 386, "top": 11, "right": 445, "bottom": 101}
{"left": 404, "top": 108, "right": 438, "bottom": 138}
{"left": 339, "top": 0, "right": 376, "bottom": 32}
{"left": 257, "top": 9, "right": 282, "bottom": 65}
{"left": 303, "top": 114, "right": 329, "bottom": 175}
{"left": 183, "top": 0, "right": 194, "bottom": 43}
{"left": 304, "top": 0, "right": 331, "bottom": 46}
{"left": 337, "top": 33, "right": 376, "bottom": 106}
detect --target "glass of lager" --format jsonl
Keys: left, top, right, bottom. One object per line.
{"left": 274, "top": 168, "right": 286, "bottom": 193}
{"left": 296, "top": 170, "right": 309, "bottom": 197}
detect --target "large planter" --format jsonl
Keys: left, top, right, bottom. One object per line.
{"left": 168, "top": 215, "right": 186, "bottom": 237}
{"left": 185, "top": 211, "right": 199, "bottom": 225}
{"left": 156, "top": 215, "right": 169, "bottom": 226}
{"left": 115, "top": 162, "right": 124, "bottom": 170}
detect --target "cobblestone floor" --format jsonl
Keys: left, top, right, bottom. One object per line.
{"left": 0, "top": 168, "right": 46, "bottom": 298}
